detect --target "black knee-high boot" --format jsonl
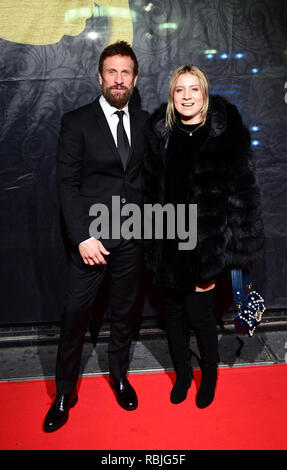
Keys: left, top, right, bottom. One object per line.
{"left": 185, "top": 289, "right": 218, "bottom": 408}
{"left": 164, "top": 288, "right": 193, "bottom": 404}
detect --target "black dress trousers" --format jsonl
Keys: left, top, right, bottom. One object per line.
{"left": 55, "top": 239, "right": 143, "bottom": 394}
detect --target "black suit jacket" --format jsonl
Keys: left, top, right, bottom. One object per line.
{"left": 56, "top": 96, "right": 149, "bottom": 248}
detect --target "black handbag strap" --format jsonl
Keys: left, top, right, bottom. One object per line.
{"left": 231, "top": 268, "right": 252, "bottom": 305}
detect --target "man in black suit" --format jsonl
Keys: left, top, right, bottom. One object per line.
{"left": 44, "top": 41, "right": 149, "bottom": 433}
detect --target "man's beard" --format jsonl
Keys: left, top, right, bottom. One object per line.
{"left": 102, "top": 85, "right": 134, "bottom": 109}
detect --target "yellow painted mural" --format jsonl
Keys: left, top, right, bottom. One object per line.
{"left": 0, "top": 0, "right": 133, "bottom": 45}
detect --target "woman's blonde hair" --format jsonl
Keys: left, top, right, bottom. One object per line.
{"left": 165, "top": 65, "right": 210, "bottom": 129}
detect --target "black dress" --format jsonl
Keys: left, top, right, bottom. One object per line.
{"left": 156, "top": 121, "right": 209, "bottom": 289}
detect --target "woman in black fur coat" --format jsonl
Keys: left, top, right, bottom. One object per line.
{"left": 143, "top": 65, "right": 264, "bottom": 408}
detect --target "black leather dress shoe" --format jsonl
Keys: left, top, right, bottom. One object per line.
{"left": 44, "top": 390, "right": 78, "bottom": 433}
{"left": 110, "top": 376, "right": 138, "bottom": 411}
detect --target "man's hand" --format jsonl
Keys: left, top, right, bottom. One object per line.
{"left": 78, "top": 238, "right": 110, "bottom": 265}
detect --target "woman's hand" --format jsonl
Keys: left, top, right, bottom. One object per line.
{"left": 195, "top": 281, "right": 216, "bottom": 292}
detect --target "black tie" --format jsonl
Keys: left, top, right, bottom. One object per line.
{"left": 115, "top": 110, "right": 130, "bottom": 169}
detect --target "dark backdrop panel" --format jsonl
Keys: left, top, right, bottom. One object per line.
{"left": 0, "top": 0, "right": 286, "bottom": 323}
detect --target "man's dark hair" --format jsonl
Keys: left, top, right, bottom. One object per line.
{"left": 98, "top": 41, "right": 138, "bottom": 77}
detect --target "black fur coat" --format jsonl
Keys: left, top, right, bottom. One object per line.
{"left": 143, "top": 95, "right": 265, "bottom": 287}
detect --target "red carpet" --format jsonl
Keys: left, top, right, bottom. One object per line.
{"left": 0, "top": 364, "right": 286, "bottom": 450}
